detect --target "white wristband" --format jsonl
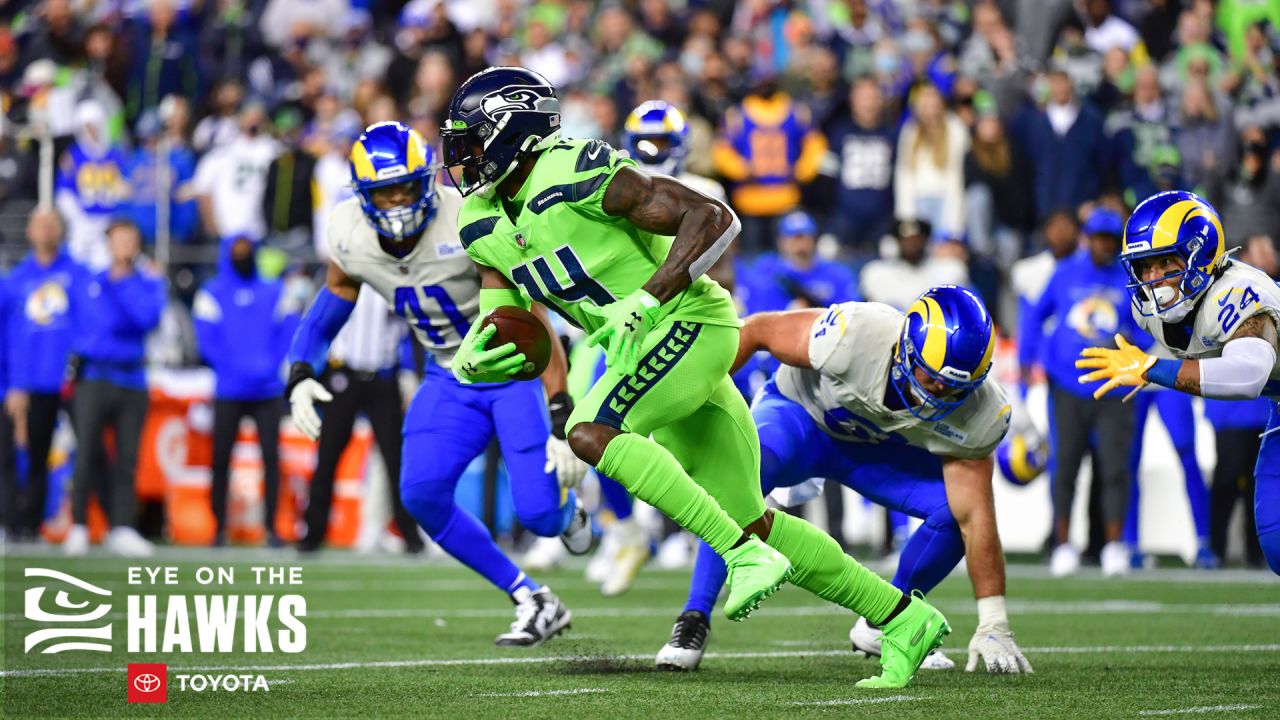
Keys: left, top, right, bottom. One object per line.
{"left": 976, "top": 595, "right": 1009, "bottom": 631}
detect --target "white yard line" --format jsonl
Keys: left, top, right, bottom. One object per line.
{"left": 790, "top": 695, "right": 929, "bottom": 707}
{"left": 4, "top": 645, "right": 1279, "bottom": 679}
{"left": 6, "top": 600, "right": 1279, "bottom": 624}
{"left": 475, "top": 688, "right": 609, "bottom": 698}
{"left": 1137, "top": 705, "right": 1263, "bottom": 716}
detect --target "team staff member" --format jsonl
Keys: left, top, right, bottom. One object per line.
{"left": 298, "top": 285, "right": 423, "bottom": 554}
{"left": 1023, "top": 207, "right": 1140, "bottom": 577}
{"left": 65, "top": 220, "right": 165, "bottom": 556}
{"left": 193, "top": 234, "right": 303, "bottom": 547}
{"left": 4, "top": 208, "right": 88, "bottom": 541}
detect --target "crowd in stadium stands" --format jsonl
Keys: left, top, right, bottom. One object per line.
{"left": 1, "top": 0, "right": 1279, "bottom": 565}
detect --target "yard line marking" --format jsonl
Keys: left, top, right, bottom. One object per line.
{"left": 4, "top": 645, "right": 1279, "bottom": 679}
{"left": 1137, "top": 705, "right": 1263, "bottom": 716}
{"left": 5, "top": 600, "right": 1280, "bottom": 624}
{"left": 476, "top": 688, "right": 609, "bottom": 698}
{"left": 790, "top": 695, "right": 929, "bottom": 707}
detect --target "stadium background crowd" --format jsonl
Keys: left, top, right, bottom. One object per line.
{"left": 1, "top": 0, "right": 1279, "bottom": 568}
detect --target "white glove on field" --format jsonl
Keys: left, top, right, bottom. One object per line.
{"left": 290, "top": 378, "right": 332, "bottom": 441}
{"left": 544, "top": 436, "right": 587, "bottom": 490}
{"left": 966, "top": 596, "right": 1034, "bottom": 674}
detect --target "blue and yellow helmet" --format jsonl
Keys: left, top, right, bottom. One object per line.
{"left": 1121, "top": 190, "right": 1225, "bottom": 321}
{"left": 349, "top": 121, "right": 438, "bottom": 243}
{"left": 997, "top": 427, "right": 1048, "bottom": 486}
{"left": 623, "top": 100, "right": 689, "bottom": 176}
{"left": 893, "top": 286, "right": 995, "bottom": 422}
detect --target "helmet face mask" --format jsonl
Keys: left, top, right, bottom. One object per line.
{"left": 624, "top": 100, "right": 689, "bottom": 176}
{"left": 891, "top": 286, "right": 995, "bottom": 422}
{"left": 1121, "top": 190, "right": 1224, "bottom": 322}
{"left": 349, "top": 121, "right": 438, "bottom": 246}
{"left": 441, "top": 68, "right": 562, "bottom": 197}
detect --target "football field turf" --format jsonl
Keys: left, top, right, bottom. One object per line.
{"left": 3, "top": 547, "right": 1278, "bottom": 718}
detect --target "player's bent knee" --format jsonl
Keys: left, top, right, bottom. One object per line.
{"left": 517, "top": 508, "right": 566, "bottom": 538}
{"left": 927, "top": 503, "right": 960, "bottom": 532}
{"left": 567, "top": 421, "right": 619, "bottom": 466}
{"left": 398, "top": 479, "right": 454, "bottom": 537}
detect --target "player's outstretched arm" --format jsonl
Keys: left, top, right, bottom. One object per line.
{"left": 285, "top": 262, "right": 360, "bottom": 440}
{"left": 601, "top": 165, "right": 741, "bottom": 303}
{"left": 942, "top": 454, "right": 1032, "bottom": 674}
{"left": 731, "top": 309, "right": 823, "bottom": 374}
{"left": 1078, "top": 314, "right": 1277, "bottom": 399}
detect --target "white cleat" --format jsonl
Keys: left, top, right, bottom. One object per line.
{"left": 64, "top": 524, "right": 90, "bottom": 556}
{"left": 849, "top": 615, "right": 954, "bottom": 669}
{"left": 601, "top": 519, "right": 652, "bottom": 597}
{"left": 106, "top": 527, "right": 155, "bottom": 557}
{"left": 495, "top": 586, "right": 571, "bottom": 647}
{"left": 655, "top": 610, "right": 709, "bottom": 671}
{"left": 560, "top": 498, "right": 599, "bottom": 556}
{"left": 654, "top": 532, "right": 693, "bottom": 569}
{"left": 1050, "top": 543, "right": 1080, "bottom": 577}
{"left": 585, "top": 524, "right": 621, "bottom": 584}
{"left": 522, "top": 536, "right": 567, "bottom": 571}
{"left": 1101, "top": 541, "right": 1131, "bottom": 577}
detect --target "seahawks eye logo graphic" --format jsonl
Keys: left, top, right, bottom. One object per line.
{"left": 480, "top": 87, "right": 557, "bottom": 119}
{"left": 24, "top": 568, "right": 114, "bottom": 654}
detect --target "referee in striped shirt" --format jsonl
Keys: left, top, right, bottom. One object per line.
{"left": 298, "top": 285, "right": 424, "bottom": 553}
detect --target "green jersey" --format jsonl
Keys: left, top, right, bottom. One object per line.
{"left": 457, "top": 138, "right": 739, "bottom": 332}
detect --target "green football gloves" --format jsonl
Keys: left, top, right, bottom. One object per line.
{"left": 582, "top": 290, "right": 662, "bottom": 376}
{"left": 452, "top": 324, "right": 527, "bottom": 385}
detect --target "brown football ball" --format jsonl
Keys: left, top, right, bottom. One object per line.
{"left": 479, "top": 306, "right": 551, "bottom": 381}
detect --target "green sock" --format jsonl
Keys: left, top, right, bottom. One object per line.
{"left": 765, "top": 511, "right": 903, "bottom": 625}
{"left": 596, "top": 432, "right": 743, "bottom": 554}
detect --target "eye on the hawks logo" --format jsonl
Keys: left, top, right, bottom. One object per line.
{"left": 24, "top": 568, "right": 113, "bottom": 654}
{"left": 128, "top": 663, "right": 168, "bottom": 703}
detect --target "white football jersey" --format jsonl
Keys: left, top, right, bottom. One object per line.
{"left": 327, "top": 188, "right": 477, "bottom": 368}
{"left": 774, "top": 301, "right": 1011, "bottom": 459}
{"left": 1134, "top": 260, "right": 1280, "bottom": 397}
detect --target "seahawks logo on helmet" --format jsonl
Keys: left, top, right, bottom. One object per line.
{"left": 480, "top": 87, "right": 559, "bottom": 120}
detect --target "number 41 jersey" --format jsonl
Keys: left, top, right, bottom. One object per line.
{"left": 1134, "top": 260, "right": 1280, "bottom": 397}
{"left": 326, "top": 188, "right": 476, "bottom": 368}
{"left": 775, "top": 301, "right": 1011, "bottom": 460}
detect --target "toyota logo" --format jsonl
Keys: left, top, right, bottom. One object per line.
{"left": 133, "top": 674, "right": 161, "bottom": 693}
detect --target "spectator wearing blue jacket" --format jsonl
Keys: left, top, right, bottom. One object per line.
{"left": 1023, "top": 206, "right": 1139, "bottom": 577}
{"left": 193, "top": 235, "right": 302, "bottom": 546}
{"left": 64, "top": 220, "right": 166, "bottom": 557}
{"left": 127, "top": 109, "right": 199, "bottom": 247}
{"left": 743, "top": 210, "right": 861, "bottom": 313}
{"left": 4, "top": 208, "right": 88, "bottom": 540}
{"left": 1022, "top": 70, "right": 1110, "bottom": 221}
{"left": 824, "top": 77, "right": 897, "bottom": 253}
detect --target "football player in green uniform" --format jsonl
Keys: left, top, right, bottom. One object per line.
{"left": 441, "top": 67, "right": 948, "bottom": 688}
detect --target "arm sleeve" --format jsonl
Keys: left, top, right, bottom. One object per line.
{"left": 287, "top": 286, "right": 356, "bottom": 375}
{"left": 1198, "top": 336, "right": 1276, "bottom": 400}
{"left": 112, "top": 275, "right": 167, "bottom": 333}
{"left": 190, "top": 288, "right": 222, "bottom": 368}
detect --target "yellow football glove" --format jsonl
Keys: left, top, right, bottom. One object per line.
{"left": 1075, "top": 333, "right": 1155, "bottom": 401}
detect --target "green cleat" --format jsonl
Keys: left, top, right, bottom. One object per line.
{"left": 722, "top": 536, "right": 792, "bottom": 622}
{"left": 856, "top": 591, "right": 951, "bottom": 689}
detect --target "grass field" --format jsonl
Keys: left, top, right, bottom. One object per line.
{"left": 3, "top": 546, "right": 1279, "bottom": 719}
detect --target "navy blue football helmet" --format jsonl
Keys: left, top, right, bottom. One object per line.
{"left": 349, "top": 121, "right": 438, "bottom": 243}
{"left": 892, "top": 286, "right": 996, "bottom": 421}
{"left": 441, "top": 66, "right": 562, "bottom": 197}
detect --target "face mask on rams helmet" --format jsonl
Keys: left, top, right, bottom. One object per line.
{"left": 349, "top": 121, "right": 439, "bottom": 245}
{"left": 1121, "top": 190, "right": 1226, "bottom": 323}
{"left": 623, "top": 100, "right": 689, "bottom": 176}
{"left": 892, "top": 286, "right": 996, "bottom": 422}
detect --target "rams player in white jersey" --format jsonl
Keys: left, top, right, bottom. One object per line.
{"left": 656, "top": 286, "right": 1033, "bottom": 676}
{"left": 1077, "top": 190, "right": 1280, "bottom": 574}
{"left": 285, "top": 122, "right": 595, "bottom": 645}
